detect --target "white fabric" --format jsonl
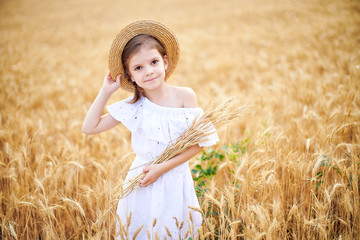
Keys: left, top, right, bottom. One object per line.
{"left": 107, "top": 96, "right": 219, "bottom": 239}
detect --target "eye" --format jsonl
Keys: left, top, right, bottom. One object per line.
{"left": 152, "top": 60, "right": 159, "bottom": 65}
{"left": 134, "top": 66, "right": 142, "bottom": 71}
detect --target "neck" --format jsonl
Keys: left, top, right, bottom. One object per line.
{"left": 143, "top": 83, "right": 169, "bottom": 102}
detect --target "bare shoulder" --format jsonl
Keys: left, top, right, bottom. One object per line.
{"left": 175, "top": 86, "right": 198, "bottom": 108}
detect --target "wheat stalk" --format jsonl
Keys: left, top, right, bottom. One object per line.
{"left": 120, "top": 98, "right": 246, "bottom": 198}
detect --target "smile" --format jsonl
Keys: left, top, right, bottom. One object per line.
{"left": 144, "top": 77, "right": 157, "bottom": 82}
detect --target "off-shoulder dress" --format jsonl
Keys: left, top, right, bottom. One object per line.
{"left": 107, "top": 96, "right": 219, "bottom": 239}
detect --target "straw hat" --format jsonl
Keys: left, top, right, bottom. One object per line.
{"left": 109, "top": 20, "right": 180, "bottom": 92}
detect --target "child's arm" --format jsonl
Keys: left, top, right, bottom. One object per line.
{"left": 139, "top": 144, "right": 203, "bottom": 187}
{"left": 82, "top": 73, "right": 121, "bottom": 135}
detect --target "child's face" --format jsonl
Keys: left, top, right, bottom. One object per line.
{"left": 127, "top": 46, "right": 168, "bottom": 91}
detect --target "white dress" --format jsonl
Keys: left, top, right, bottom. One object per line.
{"left": 107, "top": 96, "right": 219, "bottom": 239}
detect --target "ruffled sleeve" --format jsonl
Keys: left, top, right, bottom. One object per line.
{"left": 106, "top": 96, "right": 142, "bottom": 132}
{"left": 196, "top": 111, "right": 219, "bottom": 147}
{"left": 198, "top": 127, "right": 219, "bottom": 147}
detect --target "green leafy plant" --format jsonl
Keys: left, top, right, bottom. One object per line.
{"left": 315, "top": 155, "right": 342, "bottom": 191}
{"left": 192, "top": 139, "right": 254, "bottom": 198}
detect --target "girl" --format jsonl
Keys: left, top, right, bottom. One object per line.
{"left": 82, "top": 20, "right": 218, "bottom": 239}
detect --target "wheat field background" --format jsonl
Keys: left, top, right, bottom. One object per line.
{"left": 1, "top": 0, "right": 359, "bottom": 239}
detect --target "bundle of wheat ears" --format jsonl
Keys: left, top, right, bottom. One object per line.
{"left": 121, "top": 98, "right": 246, "bottom": 198}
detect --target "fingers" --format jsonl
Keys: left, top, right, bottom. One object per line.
{"left": 142, "top": 166, "right": 150, "bottom": 173}
{"left": 105, "top": 72, "right": 121, "bottom": 82}
{"left": 105, "top": 71, "right": 112, "bottom": 80}
{"left": 116, "top": 74, "right": 121, "bottom": 82}
{"left": 104, "top": 72, "right": 113, "bottom": 83}
{"left": 140, "top": 167, "right": 150, "bottom": 187}
{"left": 139, "top": 165, "right": 162, "bottom": 187}
{"left": 139, "top": 175, "right": 151, "bottom": 187}
{"left": 139, "top": 169, "right": 154, "bottom": 187}
{"left": 141, "top": 179, "right": 154, "bottom": 187}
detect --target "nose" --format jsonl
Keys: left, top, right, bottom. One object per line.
{"left": 145, "top": 65, "right": 154, "bottom": 76}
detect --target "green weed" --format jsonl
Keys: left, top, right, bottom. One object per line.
{"left": 192, "top": 139, "right": 253, "bottom": 198}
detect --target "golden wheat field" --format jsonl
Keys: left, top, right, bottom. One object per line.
{"left": 1, "top": 0, "right": 360, "bottom": 239}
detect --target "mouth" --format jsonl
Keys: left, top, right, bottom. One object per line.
{"left": 144, "top": 76, "right": 157, "bottom": 82}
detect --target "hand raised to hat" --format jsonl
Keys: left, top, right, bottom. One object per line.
{"left": 101, "top": 72, "right": 121, "bottom": 95}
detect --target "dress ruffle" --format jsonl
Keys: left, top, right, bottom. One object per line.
{"left": 107, "top": 96, "right": 219, "bottom": 147}
{"left": 106, "top": 96, "right": 142, "bottom": 132}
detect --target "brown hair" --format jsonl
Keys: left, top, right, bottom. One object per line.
{"left": 121, "top": 34, "right": 167, "bottom": 103}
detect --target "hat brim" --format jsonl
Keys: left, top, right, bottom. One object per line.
{"left": 109, "top": 20, "right": 180, "bottom": 92}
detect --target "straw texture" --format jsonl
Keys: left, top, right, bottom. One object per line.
{"left": 109, "top": 20, "right": 180, "bottom": 92}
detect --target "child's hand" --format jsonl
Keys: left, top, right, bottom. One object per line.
{"left": 139, "top": 164, "right": 165, "bottom": 187}
{"left": 101, "top": 72, "right": 121, "bottom": 95}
